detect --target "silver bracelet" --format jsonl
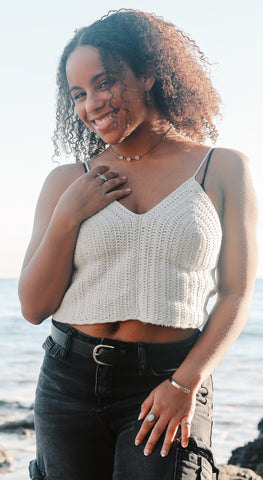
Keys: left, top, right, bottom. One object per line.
{"left": 169, "top": 377, "right": 191, "bottom": 394}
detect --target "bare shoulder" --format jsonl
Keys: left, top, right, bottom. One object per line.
{"left": 213, "top": 146, "right": 249, "bottom": 163}
{"left": 33, "top": 162, "right": 86, "bottom": 231}
{"left": 212, "top": 147, "right": 251, "bottom": 189}
{"left": 42, "top": 162, "right": 85, "bottom": 197}
{"left": 35, "top": 162, "right": 86, "bottom": 211}
{"left": 213, "top": 148, "right": 258, "bottom": 225}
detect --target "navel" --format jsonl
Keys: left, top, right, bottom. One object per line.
{"left": 110, "top": 322, "right": 120, "bottom": 333}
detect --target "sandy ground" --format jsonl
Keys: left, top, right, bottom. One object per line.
{"left": 0, "top": 431, "right": 35, "bottom": 479}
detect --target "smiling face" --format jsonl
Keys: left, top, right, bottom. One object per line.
{"left": 66, "top": 45, "right": 155, "bottom": 145}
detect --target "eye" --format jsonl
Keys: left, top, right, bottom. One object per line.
{"left": 73, "top": 91, "right": 86, "bottom": 101}
{"left": 98, "top": 78, "right": 115, "bottom": 89}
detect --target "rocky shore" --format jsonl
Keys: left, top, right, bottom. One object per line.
{"left": 0, "top": 401, "right": 35, "bottom": 479}
{"left": 227, "top": 419, "right": 263, "bottom": 478}
{"left": 0, "top": 401, "right": 262, "bottom": 479}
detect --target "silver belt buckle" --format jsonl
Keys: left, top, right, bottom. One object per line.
{"left": 93, "top": 344, "right": 115, "bottom": 366}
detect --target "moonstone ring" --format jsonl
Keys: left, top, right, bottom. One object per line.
{"left": 97, "top": 173, "right": 107, "bottom": 182}
{"left": 146, "top": 412, "right": 157, "bottom": 423}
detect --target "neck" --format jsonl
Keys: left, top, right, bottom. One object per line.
{"left": 110, "top": 118, "right": 172, "bottom": 159}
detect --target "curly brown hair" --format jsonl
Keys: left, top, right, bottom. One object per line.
{"left": 53, "top": 9, "right": 221, "bottom": 161}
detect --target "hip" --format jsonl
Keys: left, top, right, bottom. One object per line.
{"left": 37, "top": 320, "right": 208, "bottom": 407}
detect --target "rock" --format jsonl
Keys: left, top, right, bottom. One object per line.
{"left": 219, "top": 465, "right": 262, "bottom": 480}
{"left": 228, "top": 419, "right": 263, "bottom": 478}
{"left": 0, "top": 400, "right": 32, "bottom": 410}
{"left": 0, "top": 444, "right": 13, "bottom": 473}
{"left": 257, "top": 419, "right": 263, "bottom": 438}
{"left": 18, "top": 428, "right": 34, "bottom": 439}
{"left": 0, "top": 413, "right": 34, "bottom": 432}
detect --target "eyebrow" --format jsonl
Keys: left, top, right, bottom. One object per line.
{"left": 69, "top": 71, "right": 107, "bottom": 93}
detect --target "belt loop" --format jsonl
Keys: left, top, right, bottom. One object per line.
{"left": 138, "top": 342, "right": 146, "bottom": 375}
{"left": 61, "top": 328, "right": 74, "bottom": 359}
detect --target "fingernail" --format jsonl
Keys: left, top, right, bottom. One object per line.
{"left": 135, "top": 439, "right": 140, "bottom": 446}
{"left": 126, "top": 188, "right": 131, "bottom": 192}
{"left": 182, "top": 441, "right": 187, "bottom": 448}
{"left": 138, "top": 412, "right": 142, "bottom": 420}
{"left": 161, "top": 450, "right": 167, "bottom": 457}
{"left": 144, "top": 449, "right": 150, "bottom": 456}
{"left": 121, "top": 176, "right": 127, "bottom": 180}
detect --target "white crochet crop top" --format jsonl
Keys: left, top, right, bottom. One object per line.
{"left": 53, "top": 149, "right": 222, "bottom": 328}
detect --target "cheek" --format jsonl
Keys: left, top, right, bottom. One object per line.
{"left": 112, "top": 80, "right": 144, "bottom": 111}
{"left": 74, "top": 102, "right": 87, "bottom": 124}
{"left": 123, "top": 89, "right": 146, "bottom": 124}
{"left": 74, "top": 103, "right": 96, "bottom": 132}
{"left": 125, "top": 85, "right": 144, "bottom": 106}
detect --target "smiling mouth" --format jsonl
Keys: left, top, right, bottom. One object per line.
{"left": 92, "top": 109, "right": 119, "bottom": 127}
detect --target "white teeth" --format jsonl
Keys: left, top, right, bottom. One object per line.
{"left": 94, "top": 113, "right": 112, "bottom": 126}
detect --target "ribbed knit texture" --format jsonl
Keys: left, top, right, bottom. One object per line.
{"left": 53, "top": 174, "right": 222, "bottom": 329}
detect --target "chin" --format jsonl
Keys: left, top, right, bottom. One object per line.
{"left": 98, "top": 130, "right": 128, "bottom": 146}
{"left": 114, "top": 126, "right": 141, "bottom": 145}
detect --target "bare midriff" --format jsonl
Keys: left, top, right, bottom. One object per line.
{"left": 70, "top": 319, "right": 198, "bottom": 343}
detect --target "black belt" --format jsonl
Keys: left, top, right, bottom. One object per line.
{"left": 51, "top": 321, "right": 199, "bottom": 368}
{"left": 51, "top": 322, "right": 123, "bottom": 366}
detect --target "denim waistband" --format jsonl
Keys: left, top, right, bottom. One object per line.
{"left": 50, "top": 319, "right": 201, "bottom": 369}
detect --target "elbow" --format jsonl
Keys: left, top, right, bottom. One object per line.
{"left": 19, "top": 291, "right": 53, "bottom": 325}
{"left": 18, "top": 287, "right": 43, "bottom": 325}
{"left": 20, "top": 304, "right": 48, "bottom": 325}
{"left": 18, "top": 280, "right": 55, "bottom": 325}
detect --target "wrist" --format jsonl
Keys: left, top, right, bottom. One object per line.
{"left": 170, "top": 371, "right": 202, "bottom": 393}
{"left": 169, "top": 377, "right": 191, "bottom": 394}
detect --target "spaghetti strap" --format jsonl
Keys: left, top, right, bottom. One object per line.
{"left": 200, "top": 148, "right": 214, "bottom": 190}
{"left": 82, "top": 160, "right": 91, "bottom": 173}
{"left": 193, "top": 148, "right": 214, "bottom": 178}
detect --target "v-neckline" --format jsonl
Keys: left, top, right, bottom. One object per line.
{"left": 114, "top": 176, "right": 222, "bottom": 228}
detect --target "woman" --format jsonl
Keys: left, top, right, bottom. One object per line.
{"left": 19, "top": 9, "right": 258, "bottom": 480}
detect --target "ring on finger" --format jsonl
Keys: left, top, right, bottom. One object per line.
{"left": 96, "top": 173, "right": 107, "bottom": 182}
{"left": 182, "top": 420, "right": 191, "bottom": 425}
{"left": 146, "top": 412, "right": 157, "bottom": 423}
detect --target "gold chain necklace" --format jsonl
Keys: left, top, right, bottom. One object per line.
{"left": 109, "top": 126, "right": 171, "bottom": 162}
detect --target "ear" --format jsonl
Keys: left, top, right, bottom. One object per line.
{"left": 142, "top": 74, "right": 155, "bottom": 91}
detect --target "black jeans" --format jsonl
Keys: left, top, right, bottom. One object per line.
{"left": 29, "top": 321, "right": 219, "bottom": 479}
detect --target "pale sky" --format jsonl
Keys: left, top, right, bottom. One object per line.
{"left": 1, "top": 0, "right": 262, "bottom": 278}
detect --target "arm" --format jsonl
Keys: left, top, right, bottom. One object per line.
{"left": 18, "top": 163, "right": 130, "bottom": 324}
{"left": 135, "top": 148, "right": 258, "bottom": 456}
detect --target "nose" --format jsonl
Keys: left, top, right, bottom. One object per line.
{"left": 84, "top": 91, "right": 106, "bottom": 116}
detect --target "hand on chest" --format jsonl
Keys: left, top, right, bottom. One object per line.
{"left": 107, "top": 158, "right": 198, "bottom": 215}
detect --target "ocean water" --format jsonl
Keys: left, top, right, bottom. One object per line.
{"left": 0, "top": 278, "right": 262, "bottom": 465}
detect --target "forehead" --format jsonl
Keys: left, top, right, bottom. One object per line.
{"left": 66, "top": 45, "right": 104, "bottom": 84}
